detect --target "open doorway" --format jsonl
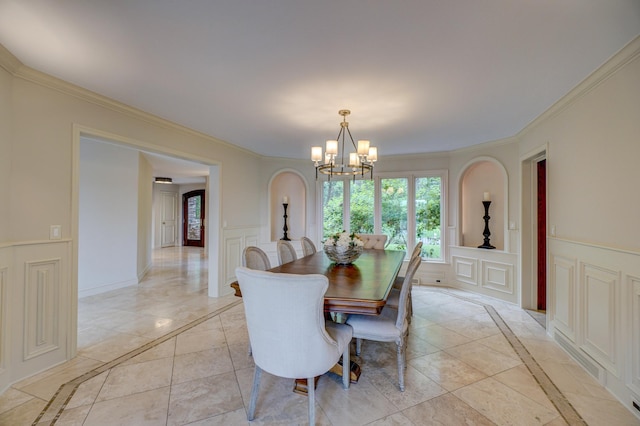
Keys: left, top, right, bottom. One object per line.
{"left": 521, "top": 148, "right": 547, "bottom": 328}
{"left": 73, "top": 128, "right": 221, "bottom": 357}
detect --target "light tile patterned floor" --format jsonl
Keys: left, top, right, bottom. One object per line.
{"left": 1, "top": 247, "right": 638, "bottom": 425}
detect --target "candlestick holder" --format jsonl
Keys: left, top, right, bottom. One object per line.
{"left": 281, "top": 203, "right": 291, "bottom": 241}
{"left": 478, "top": 200, "right": 495, "bottom": 249}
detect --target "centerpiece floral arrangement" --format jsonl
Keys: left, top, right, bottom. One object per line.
{"left": 323, "top": 231, "right": 364, "bottom": 264}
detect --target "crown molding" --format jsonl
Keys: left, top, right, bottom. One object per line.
{"left": 9, "top": 59, "right": 259, "bottom": 158}
{"left": 0, "top": 43, "right": 22, "bottom": 74}
{"left": 518, "top": 35, "right": 640, "bottom": 138}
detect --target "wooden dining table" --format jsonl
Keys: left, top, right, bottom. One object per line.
{"left": 231, "top": 248, "right": 406, "bottom": 315}
{"left": 230, "top": 248, "right": 406, "bottom": 392}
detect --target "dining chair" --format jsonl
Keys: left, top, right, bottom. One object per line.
{"left": 242, "top": 246, "right": 271, "bottom": 271}
{"left": 386, "top": 242, "right": 423, "bottom": 317}
{"left": 346, "top": 254, "right": 421, "bottom": 391}
{"left": 356, "top": 234, "right": 388, "bottom": 249}
{"left": 301, "top": 236, "right": 317, "bottom": 257}
{"left": 277, "top": 239, "right": 297, "bottom": 264}
{"left": 235, "top": 267, "right": 353, "bottom": 424}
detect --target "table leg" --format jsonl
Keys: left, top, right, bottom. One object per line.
{"left": 293, "top": 357, "right": 361, "bottom": 395}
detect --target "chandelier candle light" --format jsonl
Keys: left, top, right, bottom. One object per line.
{"left": 312, "top": 110, "right": 378, "bottom": 180}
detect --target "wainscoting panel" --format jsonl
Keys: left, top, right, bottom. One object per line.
{"left": 550, "top": 254, "right": 577, "bottom": 342}
{"left": 579, "top": 263, "right": 620, "bottom": 376}
{"left": 452, "top": 256, "right": 477, "bottom": 286}
{"left": 449, "top": 247, "right": 518, "bottom": 303}
{"left": 222, "top": 227, "right": 261, "bottom": 287}
{"left": 9, "top": 241, "right": 70, "bottom": 386}
{"left": 630, "top": 275, "right": 640, "bottom": 396}
{"left": 0, "top": 256, "right": 8, "bottom": 392}
{"left": 481, "top": 260, "right": 514, "bottom": 294}
{"left": 24, "top": 258, "right": 61, "bottom": 360}
{"left": 548, "top": 238, "right": 640, "bottom": 417}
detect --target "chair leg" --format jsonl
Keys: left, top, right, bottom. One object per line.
{"left": 247, "top": 366, "right": 262, "bottom": 420}
{"left": 355, "top": 338, "right": 362, "bottom": 356}
{"left": 307, "top": 377, "right": 315, "bottom": 425}
{"left": 342, "top": 347, "right": 350, "bottom": 389}
{"left": 396, "top": 339, "right": 406, "bottom": 392}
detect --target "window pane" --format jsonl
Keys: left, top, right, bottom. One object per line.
{"left": 415, "top": 176, "right": 442, "bottom": 259}
{"left": 322, "top": 180, "right": 344, "bottom": 238}
{"left": 381, "top": 178, "right": 408, "bottom": 251}
{"left": 349, "top": 180, "right": 374, "bottom": 234}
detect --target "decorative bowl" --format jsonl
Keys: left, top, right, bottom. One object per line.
{"left": 324, "top": 245, "right": 363, "bottom": 265}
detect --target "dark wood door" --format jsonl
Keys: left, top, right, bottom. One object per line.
{"left": 537, "top": 159, "right": 547, "bottom": 311}
{"left": 183, "top": 190, "right": 205, "bottom": 247}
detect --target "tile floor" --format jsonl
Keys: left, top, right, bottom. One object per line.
{"left": 1, "top": 247, "right": 639, "bottom": 425}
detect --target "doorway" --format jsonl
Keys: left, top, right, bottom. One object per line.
{"left": 520, "top": 147, "right": 547, "bottom": 324}
{"left": 183, "top": 190, "right": 205, "bottom": 247}
{"left": 536, "top": 159, "right": 546, "bottom": 311}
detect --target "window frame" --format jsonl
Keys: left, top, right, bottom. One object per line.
{"left": 317, "top": 169, "right": 447, "bottom": 262}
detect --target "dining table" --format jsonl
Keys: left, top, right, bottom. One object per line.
{"left": 230, "top": 247, "right": 406, "bottom": 392}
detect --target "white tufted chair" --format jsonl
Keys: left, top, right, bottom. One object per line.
{"left": 300, "top": 236, "right": 317, "bottom": 257}
{"left": 356, "top": 234, "right": 388, "bottom": 249}
{"left": 236, "top": 267, "right": 352, "bottom": 424}
{"left": 346, "top": 254, "right": 421, "bottom": 391}
{"left": 277, "top": 240, "right": 297, "bottom": 265}
{"left": 242, "top": 246, "right": 271, "bottom": 271}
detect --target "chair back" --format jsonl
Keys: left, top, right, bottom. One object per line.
{"left": 300, "top": 237, "right": 317, "bottom": 257}
{"left": 395, "top": 255, "right": 421, "bottom": 330}
{"left": 242, "top": 246, "right": 271, "bottom": 271}
{"left": 277, "top": 240, "right": 297, "bottom": 264}
{"left": 235, "top": 267, "right": 344, "bottom": 378}
{"left": 357, "top": 234, "right": 388, "bottom": 249}
{"left": 410, "top": 241, "right": 423, "bottom": 261}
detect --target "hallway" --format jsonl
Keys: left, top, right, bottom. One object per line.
{"left": 0, "top": 247, "right": 637, "bottom": 425}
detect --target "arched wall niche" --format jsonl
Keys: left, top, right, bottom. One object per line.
{"left": 458, "top": 157, "right": 507, "bottom": 250}
{"left": 269, "top": 170, "right": 307, "bottom": 241}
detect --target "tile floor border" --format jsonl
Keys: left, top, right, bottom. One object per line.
{"left": 32, "top": 299, "right": 243, "bottom": 425}
{"left": 437, "top": 288, "right": 587, "bottom": 425}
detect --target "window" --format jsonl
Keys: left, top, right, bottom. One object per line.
{"left": 322, "top": 180, "right": 344, "bottom": 237}
{"left": 350, "top": 179, "right": 374, "bottom": 233}
{"left": 320, "top": 172, "right": 445, "bottom": 261}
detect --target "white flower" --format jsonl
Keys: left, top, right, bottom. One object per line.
{"left": 324, "top": 231, "right": 364, "bottom": 248}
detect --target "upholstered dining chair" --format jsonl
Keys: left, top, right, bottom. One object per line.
{"left": 301, "top": 236, "right": 317, "bottom": 257}
{"left": 356, "top": 234, "right": 388, "bottom": 249}
{"left": 235, "top": 267, "right": 353, "bottom": 424}
{"left": 346, "top": 254, "right": 421, "bottom": 391}
{"left": 242, "top": 246, "right": 271, "bottom": 271}
{"left": 386, "top": 242, "right": 423, "bottom": 317}
{"left": 277, "top": 240, "right": 297, "bottom": 265}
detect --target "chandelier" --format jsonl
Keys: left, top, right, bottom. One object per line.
{"left": 311, "top": 109, "right": 378, "bottom": 180}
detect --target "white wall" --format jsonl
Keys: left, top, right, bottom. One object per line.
{"left": 0, "top": 60, "right": 11, "bottom": 243}
{"left": 518, "top": 38, "right": 640, "bottom": 416}
{"left": 78, "top": 139, "right": 139, "bottom": 297}
{"left": 137, "top": 154, "right": 153, "bottom": 279}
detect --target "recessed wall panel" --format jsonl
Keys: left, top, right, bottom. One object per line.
{"left": 24, "top": 259, "right": 60, "bottom": 360}
{"left": 452, "top": 256, "right": 477, "bottom": 286}
{"left": 630, "top": 275, "right": 640, "bottom": 395}
{"left": 580, "top": 263, "right": 619, "bottom": 376}
{"left": 481, "top": 260, "right": 514, "bottom": 294}
{"left": 550, "top": 254, "right": 576, "bottom": 341}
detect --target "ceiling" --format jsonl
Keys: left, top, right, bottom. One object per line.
{"left": 1, "top": 1, "right": 639, "bottom": 164}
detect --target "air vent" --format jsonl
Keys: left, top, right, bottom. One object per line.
{"left": 554, "top": 332, "right": 603, "bottom": 380}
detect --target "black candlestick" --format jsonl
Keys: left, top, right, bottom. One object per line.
{"left": 478, "top": 200, "right": 495, "bottom": 249}
{"left": 281, "top": 203, "right": 290, "bottom": 241}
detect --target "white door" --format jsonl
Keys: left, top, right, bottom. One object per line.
{"left": 160, "top": 191, "right": 178, "bottom": 247}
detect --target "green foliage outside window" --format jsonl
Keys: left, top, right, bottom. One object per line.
{"left": 322, "top": 180, "right": 344, "bottom": 237}
{"left": 415, "top": 177, "right": 441, "bottom": 258}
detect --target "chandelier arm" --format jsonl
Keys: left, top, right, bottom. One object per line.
{"left": 345, "top": 126, "right": 358, "bottom": 151}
